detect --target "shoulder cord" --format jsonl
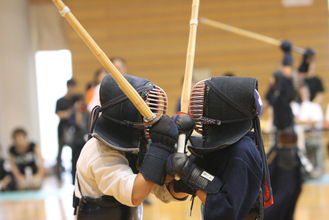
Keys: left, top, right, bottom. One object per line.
{"left": 189, "top": 189, "right": 197, "bottom": 216}
{"left": 73, "top": 174, "right": 83, "bottom": 215}
{"left": 254, "top": 117, "right": 273, "bottom": 208}
{"left": 88, "top": 105, "right": 101, "bottom": 140}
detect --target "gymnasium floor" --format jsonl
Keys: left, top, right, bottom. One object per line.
{"left": 0, "top": 162, "right": 329, "bottom": 220}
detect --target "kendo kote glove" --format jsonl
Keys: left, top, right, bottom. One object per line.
{"left": 280, "top": 40, "right": 293, "bottom": 66}
{"left": 139, "top": 115, "right": 179, "bottom": 185}
{"left": 166, "top": 152, "right": 222, "bottom": 194}
{"left": 172, "top": 113, "right": 195, "bottom": 145}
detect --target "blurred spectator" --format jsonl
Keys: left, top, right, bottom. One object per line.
{"left": 294, "top": 87, "right": 324, "bottom": 129}
{"left": 85, "top": 67, "right": 107, "bottom": 106}
{"left": 297, "top": 48, "right": 325, "bottom": 178}
{"left": 111, "top": 57, "right": 128, "bottom": 75}
{"left": 87, "top": 57, "right": 127, "bottom": 113}
{"left": 55, "top": 78, "right": 76, "bottom": 181}
{"left": 70, "top": 94, "right": 89, "bottom": 184}
{"left": 293, "top": 86, "right": 324, "bottom": 178}
{"left": 9, "top": 128, "right": 44, "bottom": 190}
{"left": 298, "top": 48, "right": 325, "bottom": 104}
{"left": 0, "top": 147, "right": 16, "bottom": 191}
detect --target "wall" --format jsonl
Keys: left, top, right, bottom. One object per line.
{"left": 0, "top": 0, "right": 39, "bottom": 156}
{"left": 61, "top": 0, "right": 329, "bottom": 115}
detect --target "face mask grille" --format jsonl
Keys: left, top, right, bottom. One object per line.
{"left": 144, "top": 85, "right": 168, "bottom": 140}
{"left": 189, "top": 80, "right": 206, "bottom": 134}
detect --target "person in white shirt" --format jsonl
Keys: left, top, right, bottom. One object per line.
{"left": 295, "top": 86, "right": 323, "bottom": 129}
{"left": 294, "top": 86, "right": 324, "bottom": 178}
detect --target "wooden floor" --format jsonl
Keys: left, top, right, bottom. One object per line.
{"left": 1, "top": 162, "right": 329, "bottom": 220}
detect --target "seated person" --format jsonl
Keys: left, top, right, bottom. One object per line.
{"left": 9, "top": 128, "right": 44, "bottom": 190}
{"left": 0, "top": 148, "right": 16, "bottom": 191}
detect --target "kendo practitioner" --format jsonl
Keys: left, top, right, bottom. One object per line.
{"left": 73, "top": 74, "right": 187, "bottom": 220}
{"left": 264, "top": 41, "right": 304, "bottom": 220}
{"left": 166, "top": 76, "right": 273, "bottom": 220}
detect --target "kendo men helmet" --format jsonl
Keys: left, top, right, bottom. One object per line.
{"left": 91, "top": 74, "right": 167, "bottom": 153}
{"left": 188, "top": 76, "right": 262, "bottom": 155}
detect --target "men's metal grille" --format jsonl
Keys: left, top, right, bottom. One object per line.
{"left": 144, "top": 85, "right": 168, "bottom": 140}
{"left": 189, "top": 80, "right": 206, "bottom": 134}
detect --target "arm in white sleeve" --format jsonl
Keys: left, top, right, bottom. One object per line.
{"left": 91, "top": 151, "right": 137, "bottom": 207}
{"left": 152, "top": 182, "right": 187, "bottom": 203}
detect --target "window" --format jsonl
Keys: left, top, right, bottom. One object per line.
{"left": 35, "top": 50, "right": 73, "bottom": 168}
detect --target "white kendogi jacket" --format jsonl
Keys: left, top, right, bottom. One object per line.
{"left": 75, "top": 137, "right": 178, "bottom": 207}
